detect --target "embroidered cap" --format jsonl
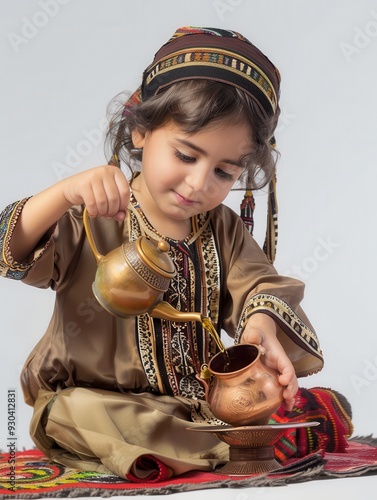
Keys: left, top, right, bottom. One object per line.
{"left": 141, "top": 27, "right": 280, "bottom": 119}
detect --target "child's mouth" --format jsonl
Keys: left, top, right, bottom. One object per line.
{"left": 174, "top": 192, "right": 196, "bottom": 206}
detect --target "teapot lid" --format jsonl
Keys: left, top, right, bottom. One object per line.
{"left": 136, "top": 237, "right": 176, "bottom": 279}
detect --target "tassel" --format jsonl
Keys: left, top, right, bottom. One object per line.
{"left": 240, "top": 189, "right": 256, "bottom": 236}
{"left": 240, "top": 176, "right": 278, "bottom": 264}
{"left": 240, "top": 135, "right": 278, "bottom": 263}
{"left": 263, "top": 174, "right": 278, "bottom": 264}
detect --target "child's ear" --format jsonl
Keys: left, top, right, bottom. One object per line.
{"left": 131, "top": 128, "right": 146, "bottom": 148}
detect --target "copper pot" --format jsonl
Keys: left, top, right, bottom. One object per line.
{"left": 201, "top": 344, "right": 284, "bottom": 426}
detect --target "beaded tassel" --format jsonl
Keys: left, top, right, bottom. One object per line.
{"left": 240, "top": 175, "right": 278, "bottom": 264}
{"left": 240, "top": 189, "right": 256, "bottom": 236}
{"left": 263, "top": 174, "right": 278, "bottom": 264}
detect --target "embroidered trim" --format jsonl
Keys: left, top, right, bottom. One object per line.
{"left": 145, "top": 48, "right": 277, "bottom": 112}
{"left": 0, "top": 199, "right": 31, "bottom": 279}
{"left": 234, "top": 293, "right": 323, "bottom": 359}
{"left": 123, "top": 243, "right": 170, "bottom": 292}
{"left": 137, "top": 313, "right": 161, "bottom": 393}
{"left": 127, "top": 196, "right": 221, "bottom": 399}
{"left": 190, "top": 399, "right": 227, "bottom": 426}
{"left": 128, "top": 190, "right": 211, "bottom": 246}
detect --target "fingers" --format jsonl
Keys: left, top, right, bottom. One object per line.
{"left": 280, "top": 374, "right": 298, "bottom": 409}
{"left": 68, "top": 165, "right": 130, "bottom": 219}
{"left": 240, "top": 330, "right": 263, "bottom": 346}
{"left": 264, "top": 354, "right": 297, "bottom": 411}
{"left": 89, "top": 178, "right": 120, "bottom": 217}
{"left": 283, "top": 396, "right": 296, "bottom": 412}
{"left": 242, "top": 315, "right": 299, "bottom": 410}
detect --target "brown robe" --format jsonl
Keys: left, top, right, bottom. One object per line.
{"left": 0, "top": 197, "right": 323, "bottom": 477}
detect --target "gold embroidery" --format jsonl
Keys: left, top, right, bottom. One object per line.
{"left": 0, "top": 198, "right": 35, "bottom": 279}
{"left": 235, "top": 293, "right": 322, "bottom": 359}
{"left": 128, "top": 195, "right": 221, "bottom": 399}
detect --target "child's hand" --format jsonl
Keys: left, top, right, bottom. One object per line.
{"left": 62, "top": 165, "right": 130, "bottom": 221}
{"left": 240, "top": 313, "right": 298, "bottom": 411}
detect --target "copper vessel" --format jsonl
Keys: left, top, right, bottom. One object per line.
{"left": 201, "top": 344, "right": 284, "bottom": 426}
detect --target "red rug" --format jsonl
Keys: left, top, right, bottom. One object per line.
{"left": 1, "top": 437, "right": 376, "bottom": 498}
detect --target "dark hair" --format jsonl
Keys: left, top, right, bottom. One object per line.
{"left": 105, "top": 80, "right": 280, "bottom": 190}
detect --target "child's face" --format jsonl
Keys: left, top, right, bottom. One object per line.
{"left": 132, "top": 120, "right": 253, "bottom": 226}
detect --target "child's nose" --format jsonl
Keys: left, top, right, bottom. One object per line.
{"left": 185, "top": 166, "right": 210, "bottom": 192}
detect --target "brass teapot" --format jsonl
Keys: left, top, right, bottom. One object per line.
{"left": 83, "top": 208, "right": 208, "bottom": 324}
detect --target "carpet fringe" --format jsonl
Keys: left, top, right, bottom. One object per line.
{"left": 1, "top": 437, "right": 377, "bottom": 498}
{"left": 350, "top": 434, "right": 377, "bottom": 446}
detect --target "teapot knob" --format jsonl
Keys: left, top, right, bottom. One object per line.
{"left": 158, "top": 240, "right": 170, "bottom": 253}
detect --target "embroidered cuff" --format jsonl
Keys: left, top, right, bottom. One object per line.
{"left": 0, "top": 198, "right": 53, "bottom": 280}
{"left": 234, "top": 293, "right": 322, "bottom": 361}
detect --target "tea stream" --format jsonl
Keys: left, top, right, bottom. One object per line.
{"left": 201, "top": 317, "right": 230, "bottom": 376}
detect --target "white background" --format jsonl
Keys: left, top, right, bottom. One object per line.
{"left": 1, "top": 0, "right": 377, "bottom": 498}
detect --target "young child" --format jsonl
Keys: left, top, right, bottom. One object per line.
{"left": 0, "top": 26, "right": 350, "bottom": 481}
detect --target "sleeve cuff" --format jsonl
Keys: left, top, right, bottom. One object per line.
{"left": 0, "top": 198, "right": 54, "bottom": 280}
{"left": 234, "top": 293, "right": 324, "bottom": 375}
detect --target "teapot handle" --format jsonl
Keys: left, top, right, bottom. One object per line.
{"left": 83, "top": 207, "right": 103, "bottom": 264}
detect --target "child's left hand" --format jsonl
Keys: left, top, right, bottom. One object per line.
{"left": 240, "top": 313, "right": 298, "bottom": 411}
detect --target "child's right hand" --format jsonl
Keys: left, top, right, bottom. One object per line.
{"left": 9, "top": 165, "right": 130, "bottom": 263}
{"left": 62, "top": 165, "right": 130, "bottom": 221}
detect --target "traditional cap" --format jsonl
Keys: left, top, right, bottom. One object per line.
{"left": 127, "top": 26, "right": 280, "bottom": 262}
{"left": 141, "top": 27, "right": 280, "bottom": 117}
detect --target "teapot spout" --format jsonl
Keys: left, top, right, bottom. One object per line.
{"left": 150, "top": 301, "right": 203, "bottom": 323}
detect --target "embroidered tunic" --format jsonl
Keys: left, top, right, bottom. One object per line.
{"left": 0, "top": 196, "right": 323, "bottom": 408}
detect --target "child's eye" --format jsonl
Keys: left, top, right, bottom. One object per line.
{"left": 215, "top": 167, "right": 234, "bottom": 181}
{"left": 174, "top": 150, "right": 196, "bottom": 163}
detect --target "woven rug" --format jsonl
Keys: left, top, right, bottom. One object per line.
{"left": 1, "top": 437, "right": 377, "bottom": 498}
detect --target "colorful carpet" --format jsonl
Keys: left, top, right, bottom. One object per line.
{"left": 1, "top": 437, "right": 377, "bottom": 498}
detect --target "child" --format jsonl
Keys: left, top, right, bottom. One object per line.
{"left": 0, "top": 26, "right": 349, "bottom": 481}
